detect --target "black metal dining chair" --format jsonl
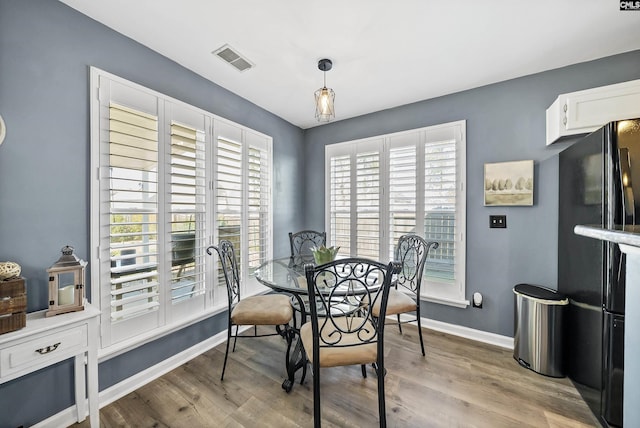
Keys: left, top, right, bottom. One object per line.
{"left": 207, "top": 240, "right": 293, "bottom": 381}
{"left": 288, "top": 230, "right": 327, "bottom": 257}
{"left": 301, "top": 258, "right": 401, "bottom": 428}
{"left": 371, "top": 234, "right": 439, "bottom": 356}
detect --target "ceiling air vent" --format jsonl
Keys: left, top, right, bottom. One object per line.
{"left": 212, "top": 44, "right": 253, "bottom": 72}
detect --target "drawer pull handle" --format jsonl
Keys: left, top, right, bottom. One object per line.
{"left": 35, "top": 342, "right": 61, "bottom": 354}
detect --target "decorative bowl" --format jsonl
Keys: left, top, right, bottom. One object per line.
{"left": 0, "top": 261, "right": 21, "bottom": 280}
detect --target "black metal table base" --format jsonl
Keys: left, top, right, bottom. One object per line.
{"left": 282, "top": 329, "right": 308, "bottom": 392}
{"left": 281, "top": 294, "right": 309, "bottom": 393}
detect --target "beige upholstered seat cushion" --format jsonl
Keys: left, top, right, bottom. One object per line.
{"left": 371, "top": 288, "right": 417, "bottom": 317}
{"left": 231, "top": 294, "right": 293, "bottom": 326}
{"left": 300, "top": 317, "right": 378, "bottom": 367}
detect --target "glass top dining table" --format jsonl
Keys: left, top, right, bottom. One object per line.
{"left": 254, "top": 255, "right": 381, "bottom": 299}
{"left": 253, "top": 255, "right": 313, "bottom": 295}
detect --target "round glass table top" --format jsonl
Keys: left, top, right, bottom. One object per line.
{"left": 254, "top": 255, "right": 385, "bottom": 298}
{"left": 254, "top": 255, "right": 313, "bottom": 294}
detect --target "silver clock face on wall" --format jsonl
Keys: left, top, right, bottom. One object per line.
{"left": 0, "top": 115, "right": 5, "bottom": 146}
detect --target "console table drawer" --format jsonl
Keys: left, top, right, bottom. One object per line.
{"left": 0, "top": 324, "right": 88, "bottom": 379}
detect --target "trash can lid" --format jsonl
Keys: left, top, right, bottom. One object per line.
{"left": 513, "top": 283, "right": 567, "bottom": 301}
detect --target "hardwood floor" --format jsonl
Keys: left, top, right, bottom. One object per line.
{"left": 74, "top": 324, "right": 599, "bottom": 427}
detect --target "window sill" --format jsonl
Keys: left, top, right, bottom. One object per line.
{"left": 97, "top": 304, "right": 227, "bottom": 362}
{"left": 420, "top": 294, "right": 470, "bottom": 308}
{"left": 97, "top": 287, "right": 271, "bottom": 362}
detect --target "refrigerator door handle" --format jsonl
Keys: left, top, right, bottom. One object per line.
{"left": 618, "top": 147, "right": 634, "bottom": 227}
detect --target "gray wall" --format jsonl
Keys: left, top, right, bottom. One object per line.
{"left": 303, "top": 50, "right": 640, "bottom": 337}
{"left": 0, "top": 1, "right": 304, "bottom": 426}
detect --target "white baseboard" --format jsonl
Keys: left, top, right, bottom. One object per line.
{"left": 34, "top": 319, "right": 511, "bottom": 427}
{"left": 32, "top": 405, "right": 77, "bottom": 428}
{"left": 396, "top": 314, "right": 514, "bottom": 350}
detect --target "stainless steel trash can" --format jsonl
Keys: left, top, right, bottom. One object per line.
{"left": 513, "top": 284, "right": 568, "bottom": 377}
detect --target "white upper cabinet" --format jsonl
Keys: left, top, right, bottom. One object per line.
{"left": 546, "top": 79, "right": 640, "bottom": 145}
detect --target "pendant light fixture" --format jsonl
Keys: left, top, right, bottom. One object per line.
{"left": 314, "top": 59, "right": 335, "bottom": 122}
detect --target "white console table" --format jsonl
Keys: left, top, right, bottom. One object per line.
{"left": 0, "top": 304, "right": 100, "bottom": 426}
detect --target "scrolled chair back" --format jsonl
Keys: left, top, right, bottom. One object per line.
{"left": 206, "top": 240, "right": 241, "bottom": 307}
{"left": 394, "top": 234, "right": 439, "bottom": 295}
{"left": 289, "top": 230, "right": 327, "bottom": 257}
{"left": 304, "top": 258, "right": 401, "bottom": 350}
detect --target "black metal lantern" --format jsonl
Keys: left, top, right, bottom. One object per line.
{"left": 46, "top": 246, "right": 87, "bottom": 317}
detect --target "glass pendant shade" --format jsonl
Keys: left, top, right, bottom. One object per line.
{"left": 314, "top": 58, "right": 335, "bottom": 122}
{"left": 315, "top": 86, "right": 335, "bottom": 122}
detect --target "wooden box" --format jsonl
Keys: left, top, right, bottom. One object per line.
{"left": 0, "top": 277, "right": 27, "bottom": 334}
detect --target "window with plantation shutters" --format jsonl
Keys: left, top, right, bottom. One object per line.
{"left": 325, "top": 121, "right": 467, "bottom": 307}
{"left": 91, "top": 68, "right": 273, "bottom": 351}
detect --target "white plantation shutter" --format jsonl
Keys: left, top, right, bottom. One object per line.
{"left": 212, "top": 122, "right": 273, "bottom": 296}
{"left": 107, "top": 100, "right": 160, "bottom": 336}
{"left": 168, "top": 120, "right": 206, "bottom": 305}
{"left": 356, "top": 150, "right": 380, "bottom": 258}
{"left": 326, "top": 141, "right": 382, "bottom": 258}
{"left": 215, "top": 140, "right": 242, "bottom": 243}
{"left": 329, "top": 154, "right": 351, "bottom": 254}
{"left": 247, "top": 133, "right": 271, "bottom": 273}
{"left": 420, "top": 123, "right": 466, "bottom": 306}
{"left": 215, "top": 124, "right": 243, "bottom": 279}
{"left": 424, "top": 138, "right": 457, "bottom": 282}
{"left": 325, "top": 121, "right": 466, "bottom": 307}
{"left": 388, "top": 137, "right": 417, "bottom": 259}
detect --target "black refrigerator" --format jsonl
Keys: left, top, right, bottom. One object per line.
{"left": 558, "top": 118, "right": 640, "bottom": 427}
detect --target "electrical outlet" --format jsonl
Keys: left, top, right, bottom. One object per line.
{"left": 472, "top": 292, "right": 483, "bottom": 308}
{"left": 490, "top": 215, "right": 506, "bottom": 228}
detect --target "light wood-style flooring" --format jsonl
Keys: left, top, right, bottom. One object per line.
{"left": 74, "top": 324, "right": 599, "bottom": 427}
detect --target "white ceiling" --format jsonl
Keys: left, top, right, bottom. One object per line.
{"left": 60, "top": 0, "right": 640, "bottom": 129}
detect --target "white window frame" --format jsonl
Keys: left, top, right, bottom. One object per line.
{"left": 90, "top": 67, "right": 273, "bottom": 356}
{"left": 325, "top": 121, "right": 467, "bottom": 308}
